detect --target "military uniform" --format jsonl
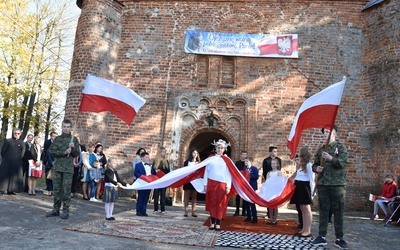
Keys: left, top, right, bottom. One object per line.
{"left": 312, "top": 140, "right": 348, "bottom": 239}
{"left": 49, "top": 133, "right": 80, "bottom": 213}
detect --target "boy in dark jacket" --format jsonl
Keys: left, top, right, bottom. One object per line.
{"left": 243, "top": 157, "right": 259, "bottom": 223}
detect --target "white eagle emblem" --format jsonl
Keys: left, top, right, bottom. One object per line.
{"left": 277, "top": 37, "right": 292, "bottom": 54}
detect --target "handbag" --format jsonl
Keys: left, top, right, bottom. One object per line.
{"left": 47, "top": 169, "right": 53, "bottom": 180}
{"left": 28, "top": 159, "right": 43, "bottom": 178}
{"left": 31, "top": 169, "right": 43, "bottom": 178}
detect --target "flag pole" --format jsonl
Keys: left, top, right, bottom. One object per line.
{"left": 71, "top": 112, "right": 80, "bottom": 142}
{"left": 68, "top": 75, "right": 88, "bottom": 156}
{"left": 68, "top": 109, "right": 81, "bottom": 157}
{"left": 313, "top": 128, "right": 334, "bottom": 196}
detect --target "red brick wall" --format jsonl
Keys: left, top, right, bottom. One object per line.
{"left": 356, "top": 0, "right": 400, "bottom": 210}
{"left": 67, "top": 0, "right": 400, "bottom": 210}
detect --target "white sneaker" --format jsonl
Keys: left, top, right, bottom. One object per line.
{"left": 90, "top": 197, "right": 98, "bottom": 202}
{"left": 161, "top": 211, "right": 165, "bottom": 214}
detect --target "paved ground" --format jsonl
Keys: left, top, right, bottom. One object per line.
{"left": 0, "top": 189, "right": 398, "bottom": 250}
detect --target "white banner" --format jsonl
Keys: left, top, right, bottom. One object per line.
{"left": 185, "top": 30, "right": 298, "bottom": 58}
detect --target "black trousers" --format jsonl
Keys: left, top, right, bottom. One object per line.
{"left": 154, "top": 188, "right": 167, "bottom": 212}
{"left": 244, "top": 200, "right": 257, "bottom": 220}
{"left": 235, "top": 194, "right": 246, "bottom": 214}
{"left": 71, "top": 166, "right": 79, "bottom": 193}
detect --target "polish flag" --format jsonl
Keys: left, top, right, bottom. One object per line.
{"left": 127, "top": 157, "right": 212, "bottom": 191}
{"left": 221, "top": 156, "right": 295, "bottom": 208}
{"left": 125, "top": 155, "right": 295, "bottom": 208}
{"left": 258, "top": 35, "right": 298, "bottom": 56}
{"left": 287, "top": 76, "right": 347, "bottom": 159}
{"left": 79, "top": 75, "right": 146, "bottom": 125}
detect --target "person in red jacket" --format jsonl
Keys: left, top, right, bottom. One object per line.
{"left": 371, "top": 174, "right": 397, "bottom": 222}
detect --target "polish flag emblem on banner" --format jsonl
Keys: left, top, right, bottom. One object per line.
{"left": 287, "top": 76, "right": 347, "bottom": 159}
{"left": 258, "top": 35, "right": 298, "bottom": 56}
{"left": 79, "top": 75, "right": 146, "bottom": 125}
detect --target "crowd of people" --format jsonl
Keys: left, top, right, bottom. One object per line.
{"left": 1, "top": 122, "right": 400, "bottom": 250}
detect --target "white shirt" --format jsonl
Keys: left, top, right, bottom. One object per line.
{"left": 203, "top": 155, "right": 232, "bottom": 189}
{"left": 34, "top": 144, "right": 42, "bottom": 162}
{"left": 81, "top": 151, "right": 91, "bottom": 170}
{"left": 294, "top": 162, "right": 315, "bottom": 193}
{"left": 267, "top": 170, "right": 281, "bottom": 178}
{"left": 143, "top": 162, "right": 152, "bottom": 176}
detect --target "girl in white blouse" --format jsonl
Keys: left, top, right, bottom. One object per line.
{"left": 290, "top": 147, "right": 315, "bottom": 238}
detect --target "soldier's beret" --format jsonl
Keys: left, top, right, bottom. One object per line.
{"left": 321, "top": 125, "right": 338, "bottom": 134}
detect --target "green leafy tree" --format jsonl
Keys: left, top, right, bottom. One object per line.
{"left": 0, "top": 0, "right": 78, "bottom": 140}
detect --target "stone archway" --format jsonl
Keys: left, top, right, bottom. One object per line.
{"left": 176, "top": 129, "right": 235, "bottom": 203}
{"left": 179, "top": 126, "right": 237, "bottom": 166}
{"left": 188, "top": 132, "right": 231, "bottom": 160}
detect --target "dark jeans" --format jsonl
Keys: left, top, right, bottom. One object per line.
{"left": 71, "top": 166, "right": 79, "bottom": 194}
{"left": 90, "top": 179, "right": 98, "bottom": 198}
{"left": 154, "top": 188, "right": 167, "bottom": 212}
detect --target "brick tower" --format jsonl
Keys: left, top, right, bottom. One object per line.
{"left": 68, "top": 0, "right": 400, "bottom": 209}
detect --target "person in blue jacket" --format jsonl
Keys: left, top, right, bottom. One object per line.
{"left": 134, "top": 152, "right": 156, "bottom": 216}
{"left": 243, "top": 156, "right": 259, "bottom": 223}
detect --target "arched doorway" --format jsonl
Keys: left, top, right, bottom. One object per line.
{"left": 188, "top": 132, "right": 231, "bottom": 160}
{"left": 185, "top": 131, "right": 232, "bottom": 203}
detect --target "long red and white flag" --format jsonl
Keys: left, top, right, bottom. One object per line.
{"left": 79, "top": 75, "right": 146, "bottom": 125}
{"left": 287, "top": 76, "right": 346, "bottom": 159}
{"left": 124, "top": 155, "right": 295, "bottom": 208}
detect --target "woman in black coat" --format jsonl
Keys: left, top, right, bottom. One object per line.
{"left": 0, "top": 129, "right": 26, "bottom": 195}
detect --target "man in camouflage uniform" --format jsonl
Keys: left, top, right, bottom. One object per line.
{"left": 311, "top": 125, "right": 349, "bottom": 250}
{"left": 46, "top": 119, "right": 80, "bottom": 219}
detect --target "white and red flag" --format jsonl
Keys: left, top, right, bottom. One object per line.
{"left": 79, "top": 74, "right": 146, "bottom": 125}
{"left": 124, "top": 155, "right": 295, "bottom": 208}
{"left": 287, "top": 76, "right": 346, "bottom": 159}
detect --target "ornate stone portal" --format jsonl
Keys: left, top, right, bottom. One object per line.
{"left": 169, "top": 92, "right": 249, "bottom": 165}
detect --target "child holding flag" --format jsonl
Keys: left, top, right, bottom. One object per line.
{"left": 103, "top": 157, "right": 128, "bottom": 220}
{"left": 243, "top": 157, "right": 259, "bottom": 223}
{"left": 134, "top": 152, "right": 156, "bottom": 216}
{"left": 259, "top": 158, "right": 282, "bottom": 225}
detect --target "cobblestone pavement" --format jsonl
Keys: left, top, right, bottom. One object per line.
{"left": 0, "top": 190, "right": 398, "bottom": 250}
